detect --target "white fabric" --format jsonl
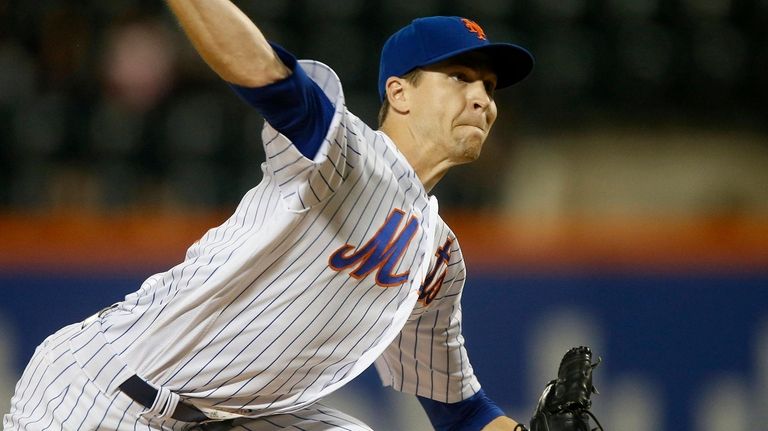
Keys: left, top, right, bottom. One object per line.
{"left": 4, "top": 59, "right": 479, "bottom": 430}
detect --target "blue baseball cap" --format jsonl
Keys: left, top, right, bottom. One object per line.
{"left": 378, "top": 16, "right": 534, "bottom": 100}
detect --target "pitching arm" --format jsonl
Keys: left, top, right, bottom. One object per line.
{"left": 165, "top": 0, "right": 290, "bottom": 87}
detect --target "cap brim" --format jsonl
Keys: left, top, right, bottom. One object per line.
{"left": 420, "top": 43, "right": 535, "bottom": 89}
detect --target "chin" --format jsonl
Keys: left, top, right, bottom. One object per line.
{"left": 459, "top": 134, "right": 485, "bottom": 161}
{"left": 463, "top": 147, "right": 483, "bottom": 162}
{"left": 456, "top": 141, "right": 483, "bottom": 163}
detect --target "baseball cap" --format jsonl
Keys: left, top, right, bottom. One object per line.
{"left": 378, "top": 16, "right": 534, "bottom": 100}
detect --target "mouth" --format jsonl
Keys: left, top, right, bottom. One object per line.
{"left": 456, "top": 118, "right": 488, "bottom": 132}
{"left": 459, "top": 124, "right": 487, "bottom": 133}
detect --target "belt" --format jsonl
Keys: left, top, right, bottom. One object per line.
{"left": 75, "top": 306, "right": 213, "bottom": 423}
{"left": 119, "top": 375, "right": 210, "bottom": 423}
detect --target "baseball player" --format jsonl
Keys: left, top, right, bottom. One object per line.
{"left": 3, "top": 1, "right": 534, "bottom": 430}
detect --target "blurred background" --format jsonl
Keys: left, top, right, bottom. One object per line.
{"left": 0, "top": 0, "right": 767, "bottom": 430}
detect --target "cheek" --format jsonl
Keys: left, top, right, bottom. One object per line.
{"left": 487, "top": 103, "right": 498, "bottom": 126}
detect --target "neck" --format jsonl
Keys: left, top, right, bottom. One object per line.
{"left": 379, "top": 123, "right": 455, "bottom": 192}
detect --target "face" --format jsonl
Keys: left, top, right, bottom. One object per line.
{"left": 405, "top": 53, "right": 498, "bottom": 163}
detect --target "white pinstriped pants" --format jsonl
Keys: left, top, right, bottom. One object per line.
{"left": 3, "top": 321, "right": 374, "bottom": 431}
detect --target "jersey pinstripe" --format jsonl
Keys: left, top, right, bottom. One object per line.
{"left": 4, "top": 59, "right": 479, "bottom": 429}
{"left": 375, "top": 224, "right": 480, "bottom": 403}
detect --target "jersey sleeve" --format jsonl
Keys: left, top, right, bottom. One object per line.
{"left": 374, "top": 264, "right": 481, "bottom": 403}
{"left": 230, "top": 43, "right": 334, "bottom": 160}
{"left": 256, "top": 52, "right": 357, "bottom": 213}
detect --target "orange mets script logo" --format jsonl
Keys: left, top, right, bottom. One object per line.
{"left": 329, "top": 209, "right": 420, "bottom": 287}
{"left": 461, "top": 18, "right": 486, "bottom": 40}
{"left": 418, "top": 238, "right": 454, "bottom": 306}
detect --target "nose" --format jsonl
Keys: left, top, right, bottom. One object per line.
{"left": 468, "top": 81, "right": 491, "bottom": 111}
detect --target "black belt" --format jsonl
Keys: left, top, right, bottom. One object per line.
{"left": 119, "top": 375, "right": 209, "bottom": 423}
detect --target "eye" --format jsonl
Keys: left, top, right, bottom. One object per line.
{"left": 450, "top": 72, "right": 470, "bottom": 83}
{"left": 484, "top": 80, "right": 496, "bottom": 96}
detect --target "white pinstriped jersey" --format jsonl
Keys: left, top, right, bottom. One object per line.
{"left": 97, "top": 59, "right": 480, "bottom": 417}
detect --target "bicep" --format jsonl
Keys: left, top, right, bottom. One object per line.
{"left": 230, "top": 44, "right": 334, "bottom": 159}
{"left": 167, "top": 0, "right": 290, "bottom": 86}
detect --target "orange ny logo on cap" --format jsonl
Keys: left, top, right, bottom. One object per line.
{"left": 461, "top": 18, "right": 486, "bottom": 40}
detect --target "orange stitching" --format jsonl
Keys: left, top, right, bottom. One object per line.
{"left": 461, "top": 18, "right": 487, "bottom": 40}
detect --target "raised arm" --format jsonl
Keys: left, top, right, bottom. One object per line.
{"left": 166, "top": 0, "right": 290, "bottom": 87}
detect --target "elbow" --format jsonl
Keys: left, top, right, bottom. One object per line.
{"left": 211, "top": 50, "right": 292, "bottom": 88}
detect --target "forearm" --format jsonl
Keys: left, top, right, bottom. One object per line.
{"left": 481, "top": 416, "right": 524, "bottom": 430}
{"left": 166, "top": 0, "right": 290, "bottom": 86}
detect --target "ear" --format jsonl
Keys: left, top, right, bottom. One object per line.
{"left": 385, "top": 76, "right": 409, "bottom": 114}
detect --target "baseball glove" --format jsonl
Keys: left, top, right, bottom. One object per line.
{"left": 515, "top": 346, "right": 603, "bottom": 431}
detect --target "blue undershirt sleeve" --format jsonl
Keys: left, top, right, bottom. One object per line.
{"left": 417, "top": 389, "right": 506, "bottom": 431}
{"left": 228, "top": 42, "right": 334, "bottom": 160}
